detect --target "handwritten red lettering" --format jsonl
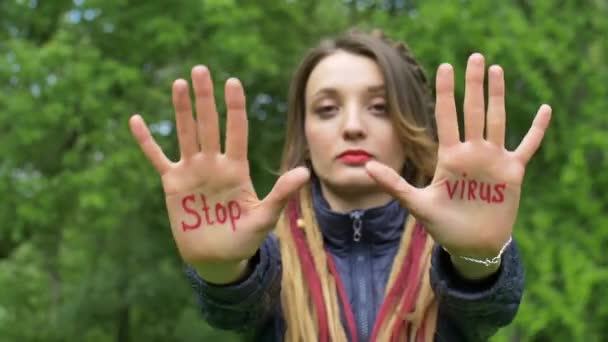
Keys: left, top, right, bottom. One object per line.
{"left": 459, "top": 179, "right": 465, "bottom": 199}
{"left": 479, "top": 182, "right": 491, "bottom": 203}
{"left": 444, "top": 178, "right": 506, "bottom": 204}
{"left": 200, "top": 194, "right": 214, "bottom": 225}
{"left": 467, "top": 180, "right": 477, "bottom": 200}
{"left": 228, "top": 200, "right": 241, "bottom": 232}
{"left": 445, "top": 180, "right": 458, "bottom": 199}
{"left": 492, "top": 184, "right": 506, "bottom": 203}
{"left": 180, "top": 193, "right": 242, "bottom": 231}
{"left": 215, "top": 203, "right": 227, "bottom": 224}
{"left": 181, "top": 195, "right": 202, "bottom": 231}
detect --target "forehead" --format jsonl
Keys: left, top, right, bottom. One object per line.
{"left": 305, "top": 51, "right": 384, "bottom": 99}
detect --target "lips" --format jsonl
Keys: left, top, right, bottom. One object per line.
{"left": 338, "top": 150, "right": 372, "bottom": 164}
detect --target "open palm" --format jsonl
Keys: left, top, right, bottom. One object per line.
{"left": 129, "top": 66, "right": 309, "bottom": 270}
{"left": 366, "top": 53, "right": 551, "bottom": 258}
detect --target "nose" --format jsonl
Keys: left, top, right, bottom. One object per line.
{"left": 342, "top": 104, "right": 366, "bottom": 140}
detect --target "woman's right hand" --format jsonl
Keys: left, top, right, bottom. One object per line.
{"left": 129, "top": 66, "right": 310, "bottom": 283}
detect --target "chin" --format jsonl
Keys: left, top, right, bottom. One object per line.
{"left": 326, "top": 169, "right": 377, "bottom": 191}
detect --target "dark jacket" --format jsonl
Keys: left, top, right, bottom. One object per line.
{"left": 185, "top": 179, "right": 524, "bottom": 341}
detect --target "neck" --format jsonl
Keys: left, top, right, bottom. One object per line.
{"left": 318, "top": 180, "right": 393, "bottom": 213}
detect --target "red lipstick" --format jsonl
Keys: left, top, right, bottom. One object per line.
{"left": 338, "top": 149, "right": 372, "bottom": 165}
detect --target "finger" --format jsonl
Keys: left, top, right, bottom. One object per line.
{"left": 224, "top": 78, "right": 248, "bottom": 160}
{"left": 364, "top": 160, "right": 421, "bottom": 207}
{"left": 260, "top": 167, "right": 311, "bottom": 221}
{"left": 172, "top": 79, "right": 198, "bottom": 159}
{"left": 191, "top": 65, "right": 221, "bottom": 154}
{"left": 129, "top": 114, "right": 172, "bottom": 175}
{"left": 463, "top": 53, "right": 486, "bottom": 141}
{"left": 486, "top": 65, "right": 506, "bottom": 147}
{"left": 514, "top": 104, "right": 552, "bottom": 164}
{"left": 435, "top": 63, "right": 460, "bottom": 147}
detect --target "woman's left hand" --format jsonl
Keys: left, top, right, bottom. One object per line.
{"left": 366, "top": 53, "right": 551, "bottom": 266}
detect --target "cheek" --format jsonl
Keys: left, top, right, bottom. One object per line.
{"left": 305, "top": 122, "right": 329, "bottom": 153}
{"left": 382, "top": 131, "right": 407, "bottom": 168}
{"left": 304, "top": 123, "right": 335, "bottom": 172}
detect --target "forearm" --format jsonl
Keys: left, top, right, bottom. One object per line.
{"left": 431, "top": 241, "right": 524, "bottom": 341}
{"left": 185, "top": 235, "right": 282, "bottom": 331}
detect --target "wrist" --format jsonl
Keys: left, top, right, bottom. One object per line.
{"left": 449, "top": 254, "right": 501, "bottom": 280}
{"left": 194, "top": 258, "right": 251, "bottom": 285}
{"left": 443, "top": 236, "right": 512, "bottom": 280}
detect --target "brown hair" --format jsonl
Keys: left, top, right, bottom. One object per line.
{"left": 275, "top": 29, "right": 439, "bottom": 341}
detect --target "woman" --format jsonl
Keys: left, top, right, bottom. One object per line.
{"left": 129, "top": 30, "right": 551, "bottom": 341}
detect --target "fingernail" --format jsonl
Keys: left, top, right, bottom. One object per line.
{"left": 173, "top": 78, "right": 188, "bottom": 87}
{"left": 192, "top": 65, "right": 208, "bottom": 73}
{"left": 439, "top": 63, "right": 453, "bottom": 72}
{"left": 469, "top": 53, "right": 484, "bottom": 64}
{"left": 489, "top": 65, "right": 503, "bottom": 75}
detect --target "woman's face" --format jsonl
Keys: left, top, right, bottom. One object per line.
{"left": 304, "top": 51, "right": 406, "bottom": 194}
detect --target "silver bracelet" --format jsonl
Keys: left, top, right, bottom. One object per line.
{"left": 443, "top": 236, "right": 513, "bottom": 267}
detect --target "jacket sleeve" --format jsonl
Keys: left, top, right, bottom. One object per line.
{"left": 184, "top": 233, "right": 282, "bottom": 332}
{"left": 430, "top": 239, "right": 524, "bottom": 341}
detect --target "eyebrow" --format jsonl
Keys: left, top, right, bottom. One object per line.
{"left": 310, "top": 85, "right": 386, "bottom": 100}
{"left": 367, "top": 85, "right": 386, "bottom": 94}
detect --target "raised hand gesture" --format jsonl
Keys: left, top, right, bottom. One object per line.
{"left": 366, "top": 54, "right": 551, "bottom": 272}
{"left": 129, "top": 66, "right": 309, "bottom": 283}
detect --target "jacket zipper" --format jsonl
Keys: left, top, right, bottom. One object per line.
{"left": 351, "top": 211, "right": 363, "bottom": 242}
{"left": 349, "top": 210, "right": 369, "bottom": 340}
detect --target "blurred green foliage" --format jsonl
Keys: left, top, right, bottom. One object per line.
{"left": 0, "top": 0, "right": 606, "bottom": 341}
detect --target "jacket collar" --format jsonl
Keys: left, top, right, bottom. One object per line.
{"left": 311, "top": 177, "right": 408, "bottom": 253}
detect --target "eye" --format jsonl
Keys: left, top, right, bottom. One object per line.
{"left": 314, "top": 105, "right": 339, "bottom": 118}
{"left": 369, "top": 101, "right": 387, "bottom": 116}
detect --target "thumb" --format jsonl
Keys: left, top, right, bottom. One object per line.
{"left": 259, "top": 166, "right": 311, "bottom": 221}
{"left": 365, "top": 160, "right": 420, "bottom": 208}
